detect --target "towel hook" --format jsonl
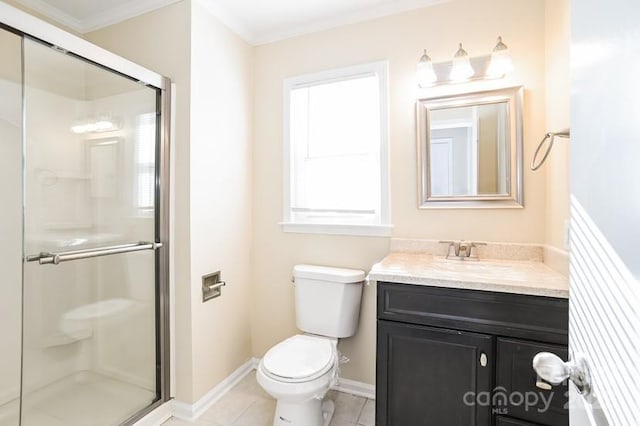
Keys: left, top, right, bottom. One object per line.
{"left": 531, "top": 128, "right": 570, "bottom": 171}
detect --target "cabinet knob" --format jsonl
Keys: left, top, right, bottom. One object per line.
{"left": 479, "top": 352, "right": 488, "bottom": 367}
{"left": 532, "top": 352, "right": 592, "bottom": 396}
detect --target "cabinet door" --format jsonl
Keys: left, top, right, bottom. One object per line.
{"left": 376, "top": 320, "right": 494, "bottom": 426}
{"left": 496, "top": 416, "right": 543, "bottom": 426}
{"left": 496, "top": 338, "right": 568, "bottom": 425}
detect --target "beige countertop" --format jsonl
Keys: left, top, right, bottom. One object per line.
{"left": 368, "top": 252, "right": 569, "bottom": 298}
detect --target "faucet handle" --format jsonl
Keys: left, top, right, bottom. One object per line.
{"left": 469, "top": 241, "right": 487, "bottom": 247}
{"left": 469, "top": 241, "right": 486, "bottom": 254}
{"left": 463, "top": 241, "right": 487, "bottom": 258}
{"left": 439, "top": 240, "right": 460, "bottom": 257}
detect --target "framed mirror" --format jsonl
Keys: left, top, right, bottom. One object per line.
{"left": 416, "top": 85, "right": 523, "bottom": 208}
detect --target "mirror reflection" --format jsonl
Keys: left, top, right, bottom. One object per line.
{"left": 417, "top": 86, "right": 523, "bottom": 208}
{"left": 429, "top": 102, "right": 509, "bottom": 196}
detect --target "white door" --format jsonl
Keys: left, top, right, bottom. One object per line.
{"left": 568, "top": 1, "right": 640, "bottom": 425}
{"left": 429, "top": 137, "right": 453, "bottom": 196}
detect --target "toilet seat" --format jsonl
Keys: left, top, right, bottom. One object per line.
{"left": 261, "top": 335, "right": 335, "bottom": 383}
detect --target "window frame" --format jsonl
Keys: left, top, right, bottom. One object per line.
{"left": 134, "top": 112, "right": 157, "bottom": 217}
{"left": 281, "top": 61, "right": 391, "bottom": 237}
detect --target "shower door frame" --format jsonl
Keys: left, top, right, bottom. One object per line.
{"left": 0, "top": 2, "right": 172, "bottom": 424}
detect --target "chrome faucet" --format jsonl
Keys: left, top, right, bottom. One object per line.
{"left": 439, "top": 240, "right": 486, "bottom": 260}
{"left": 459, "top": 241, "right": 471, "bottom": 257}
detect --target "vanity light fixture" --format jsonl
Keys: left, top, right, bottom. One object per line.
{"left": 486, "top": 36, "right": 514, "bottom": 78}
{"left": 416, "top": 36, "right": 514, "bottom": 87}
{"left": 416, "top": 49, "right": 437, "bottom": 87}
{"left": 449, "top": 43, "right": 474, "bottom": 82}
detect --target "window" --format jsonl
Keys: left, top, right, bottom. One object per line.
{"left": 135, "top": 113, "right": 156, "bottom": 215}
{"left": 282, "top": 61, "right": 391, "bottom": 236}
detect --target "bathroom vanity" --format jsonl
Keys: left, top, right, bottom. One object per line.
{"left": 370, "top": 246, "right": 569, "bottom": 426}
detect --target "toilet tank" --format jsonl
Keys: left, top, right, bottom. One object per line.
{"left": 293, "top": 264, "right": 365, "bottom": 338}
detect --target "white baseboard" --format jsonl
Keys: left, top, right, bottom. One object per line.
{"left": 172, "top": 358, "right": 258, "bottom": 422}
{"left": 332, "top": 378, "right": 376, "bottom": 400}
{"left": 133, "top": 401, "right": 172, "bottom": 426}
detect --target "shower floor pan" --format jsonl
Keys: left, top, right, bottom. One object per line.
{"left": 0, "top": 370, "right": 156, "bottom": 426}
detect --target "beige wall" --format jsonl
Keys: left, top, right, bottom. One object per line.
{"left": 252, "top": 0, "right": 549, "bottom": 385}
{"left": 544, "top": 0, "right": 571, "bottom": 252}
{"left": 188, "top": 0, "right": 254, "bottom": 401}
{"left": 87, "top": 0, "right": 255, "bottom": 403}
{"left": 86, "top": 0, "right": 195, "bottom": 401}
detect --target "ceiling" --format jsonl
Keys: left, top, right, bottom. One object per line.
{"left": 15, "top": 0, "right": 450, "bottom": 44}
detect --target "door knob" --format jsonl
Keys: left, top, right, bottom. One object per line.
{"left": 532, "top": 352, "right": 592, "bottom": 396}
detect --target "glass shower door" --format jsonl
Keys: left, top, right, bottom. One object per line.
{"left": 21, "top": 38, "right": 162, "bottom": 425}
{"left": 0, "top": 27, "right": 24, "bottom": 426}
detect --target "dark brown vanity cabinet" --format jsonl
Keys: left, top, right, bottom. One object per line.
{"left": 376, "top": 282, "right": 569, "bottom": 426}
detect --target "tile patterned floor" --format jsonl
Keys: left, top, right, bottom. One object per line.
{"left": 163, "top": 371, "right": 374, "bottom": 426}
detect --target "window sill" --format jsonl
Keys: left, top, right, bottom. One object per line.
{"left": 280, "top": 222, "right": 393, "bottom": 237}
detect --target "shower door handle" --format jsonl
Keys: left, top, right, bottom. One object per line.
{"left": 26, "top": 241, "right": 163, "bottom": 265}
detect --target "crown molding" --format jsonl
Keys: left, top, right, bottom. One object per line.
{"left": 15, "top": 0, "right": 181, "bottom": 33}
{"left": 197, "top": 0, "right": 451, "bottom": 46}
{"left": 15, "top": 0, "right": 451, "bottom": 44}
{"left": 14, "top": 0, "right": 84, "bottom": 31}
{"left": 82, "top": 0, "right": 182, "bottom": 33}
{"left": 249, "top": 0, "right": 452, "bottom": 45}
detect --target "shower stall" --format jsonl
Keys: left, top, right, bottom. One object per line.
{"left": 0, "top": 5, "right": 171, "bottom": 425}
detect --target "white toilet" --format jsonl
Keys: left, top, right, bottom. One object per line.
{"left": 256, "top": 264, "right": 365, "bottom": 426}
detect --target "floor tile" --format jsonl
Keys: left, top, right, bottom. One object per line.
{"left": 326, "top": 390, "right": 366, "bottom": 424}
{"left": 197, "top": 389, "right": 259, "bottom": 425}
{"left": 231, "top": 397, "right": 276, "bottom": 426}
{"left": 356, "top": 399, "right": 375, "bottom": 426}
{"left": 162, "top": 419, "right": 202, "bottom": 425}
{"left": 165, "top": 372, "right": 368, "bottom": 426}
{"left": 229, "top": 372, "right": 270, "bottom": 400}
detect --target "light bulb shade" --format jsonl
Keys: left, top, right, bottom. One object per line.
{"left": 487, "top": 36, "right": 514, "bottom": 77}
{"left": 417, "top": 50, "right": 437, "bottom": 87}
{"left": 449, "top": 43, "right": 474, "bottom": 81}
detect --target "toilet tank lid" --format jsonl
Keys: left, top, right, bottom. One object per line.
{"left": 293, "top": 264, "right": 365, "bottom": 283}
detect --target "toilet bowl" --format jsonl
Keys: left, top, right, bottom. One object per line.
{"left": 256, "top": 265, "right": 365, "bottom": 426}
{"left": 257, "top": 335, "right": 337, "bottom": 426}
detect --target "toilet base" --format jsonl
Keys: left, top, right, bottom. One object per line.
{"left": 271, "top": 397, "right": 334, "bottom": 426}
